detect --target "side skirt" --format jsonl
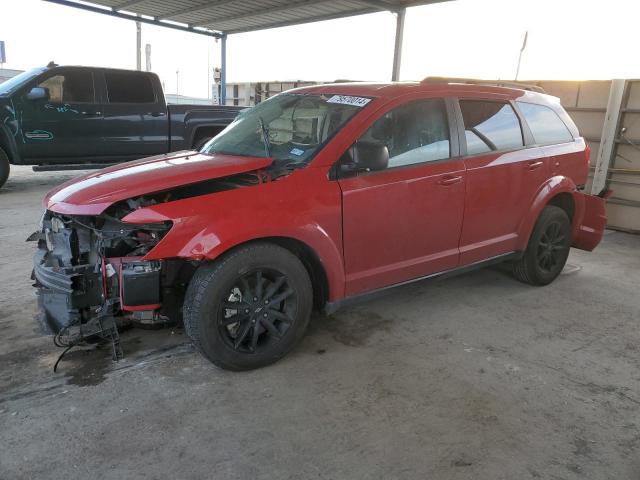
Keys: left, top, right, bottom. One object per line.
{"left": 323, "top": 251, "right": 522, "bottom": 315}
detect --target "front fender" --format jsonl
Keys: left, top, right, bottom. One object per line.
{"left": 515, "top": 175, "right": 578, "bottom": 251}
{"left": 0, "top": 116, "right": 21, "bottom": 164}
{"left": 121, "top": 171, "right": 346, "bottom": 301}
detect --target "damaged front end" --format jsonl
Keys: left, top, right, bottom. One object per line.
{"left": 30, "top": 201, "right": 182, "bottom": 360}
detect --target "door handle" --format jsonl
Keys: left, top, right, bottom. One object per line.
{"left": 526, "top": 160, "right": 544, "bottom": 170}
{"left": 81, "top": 111, "right": 101, "bottom": 116}
{"left": 148, "top": 111, "right": 166, "bottom": 117}
{"left": 438, "top": 175, "right": 463, "bottom": 186}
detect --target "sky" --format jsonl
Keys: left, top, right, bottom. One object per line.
{"left": 0, "top": 0, "right": 639, "bottom": 98}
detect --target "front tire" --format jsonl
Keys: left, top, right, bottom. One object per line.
{"left": 0, "top": 146, "right": 9, "bottom": 189}
{"left": 512, "top": 205, "right": 572, "bottom": 286}
{"left": 183, "top": 243, "right": 313, "bottom": 371}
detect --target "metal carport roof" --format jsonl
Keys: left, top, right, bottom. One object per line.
{"left": 43, "top": 0, "right": 453, "bottom": 102}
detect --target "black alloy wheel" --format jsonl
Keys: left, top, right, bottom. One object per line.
{"left": 183, "top": 243, "right": 313, "bottom": 370}
{"left": 219, "top": 269, "right": 296, "bottom": 354}
{"left": 512, "top": 205, "right": 571, "bottom": 286}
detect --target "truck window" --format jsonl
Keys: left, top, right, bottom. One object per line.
{"left": 105, "top": 72, "right": 155, "bottom": 103}
{"left": 459, "top": 100, "right": 524, "bottom": 155}
{"left": 359, "top": 98, "right": 450, "bottom": 168}
{"left": 38, "top": 71, "right": 94, "bottom": 103}
{"left": 517, "top": 102, "right": 574, "bottom": 145}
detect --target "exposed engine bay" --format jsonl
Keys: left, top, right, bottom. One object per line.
{"left": 29, "top": 172, "right": 267, "bottom": 363}
{"left": 29, "top": 153, "right": 312, "bottom": 367}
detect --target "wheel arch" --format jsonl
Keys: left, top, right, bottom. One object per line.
{"left": 516, "top": 176, "right": 579, "bottom": 250}
{"left": 0, "top": 124, "right": 20, "bottom": 164}
{"left": 201, "top": 236, "right": 331, "bottom": 312}
{"left": 190, "top": 124, "right": 226, "bottom": 148}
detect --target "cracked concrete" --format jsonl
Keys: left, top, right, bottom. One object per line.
{"left": 1, "top": 165, "right": 639, "bottom": 479}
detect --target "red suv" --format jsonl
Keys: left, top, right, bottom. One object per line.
{"left": 33, "top": 79, "right": 608, "bottom": 370}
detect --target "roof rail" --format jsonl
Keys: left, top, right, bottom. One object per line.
{"left": 421, "top": 76, "right": 546, "bottom": 94}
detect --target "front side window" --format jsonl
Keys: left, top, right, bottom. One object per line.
{"left": 460, "top": 100, "right": 523, "bottom": 155}
{"left": 359, "top": 98, "right": 450, "bottom": 168}
{"left": 203, "top": 93, "right": 367, "bottom": 167}
{"left": 518, "top": 102, "right": 573, "bottom": 145}
{"left": 38, "top": 71, "right": 94, "bottom": 103}
{"left": 105, "top": 72, "right": 155, "bottom": 103}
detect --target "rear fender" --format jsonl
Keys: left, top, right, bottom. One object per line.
{"left": 516, "top": 176, "right": 577, "bottom": 251}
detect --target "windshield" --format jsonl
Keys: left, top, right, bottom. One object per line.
{"left": 202, "top": 93, "right": 371, "bottom": 167}
{"left": 0, "top": 68, "right": 45, "bottom": 96}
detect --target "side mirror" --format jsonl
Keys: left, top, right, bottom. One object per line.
{"left": 26, "top": 87, "right": 49, "bottom": 101}
{"left": 340, "top": 140, "right": 389, "bottom": 175}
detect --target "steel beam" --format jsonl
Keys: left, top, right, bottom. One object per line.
{"left": 43, "top": 0, "right": 222, "bottom": 37}
{"left": 391, "top": 8, "right": 406, "bottom": 81}
{"left": 591, "top": 79, "right": 626, "bottom": 195}
{"left": 136, "top": 20, "right": 142, "bottom": 70}
{"left": 220, "top": 34, "right": 227, "bottom": 105}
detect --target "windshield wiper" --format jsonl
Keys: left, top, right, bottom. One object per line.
{"left": 258, "top": 116, "right": 272, "bottom": 158}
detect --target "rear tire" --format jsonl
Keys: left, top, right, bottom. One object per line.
{"left": 512, "top": 205, "right": 571, "bottom": 286}
{"left": 0, "top": 146, "right": 9, "bottom": 189}
{"left": 183, "top": 243, "right": 313, "bottom": 371}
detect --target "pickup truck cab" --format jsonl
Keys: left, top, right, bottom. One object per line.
{"left": 0, "top": 64, "right": 240, "bottom": 188}
{"left": 32, "top": 79, "right": 609, "bottom": 371}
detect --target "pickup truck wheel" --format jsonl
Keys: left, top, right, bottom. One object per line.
{"left": 183, "top": 243, "right": 313, "bottom": 371}
{"left": 512, "top": 205, "right": 571, "bottom": 286}
{"left": 0, "top": 147, "right": 9, "bottom": 189}
{"left": 193, "top": 136, "right": 212, "bottom": 151}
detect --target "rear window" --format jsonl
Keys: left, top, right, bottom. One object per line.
{"left": 518, "top": 102, "right": 574, "bottom": 145}
{"left": 105, "top": 72, "right": 155, "bottom": 103}
{"left": 459, "top": 100, "right": 524, "bottom": 155}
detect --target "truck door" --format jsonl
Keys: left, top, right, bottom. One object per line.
{"left": 19, "top": 68, "right": 103, "bottom": 161}
{"left": 100, "top": 70, "right": 169, "bottom": 158}
{"left": 338, "top": 97, "right": 466, "bottom": 296}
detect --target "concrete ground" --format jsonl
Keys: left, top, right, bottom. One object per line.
{"left": 1, "top": 165, "right": 639, "bottom": 480}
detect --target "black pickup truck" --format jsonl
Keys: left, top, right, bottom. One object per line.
{"left": 0, "top": 64, "right": 242, "bottom": 188}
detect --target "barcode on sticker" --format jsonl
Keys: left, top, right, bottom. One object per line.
{"left": 326, "top": 95, "right": 371, "bottom": 107}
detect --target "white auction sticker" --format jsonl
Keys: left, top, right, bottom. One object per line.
{"left": 326, "top": 95, "right": 371, "bottom": 107}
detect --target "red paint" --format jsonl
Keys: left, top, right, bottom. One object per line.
{"left": 44, "top": 82, "right": 608, "bottom": 304}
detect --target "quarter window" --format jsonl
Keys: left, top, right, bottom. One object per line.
{"left": 518, "top": 102, "right": 573, "bottom": 145}
{"left": 105, "top": 72, "right": 155, "bottom": 103}
{"left": 37, "top": 71, "right": 94, "bottom": 103}
{"left": 360, "top": 99, "right": 450, "bottom": 168}
{"left": 460, "top": 100, "right": 524, "bottom": 155}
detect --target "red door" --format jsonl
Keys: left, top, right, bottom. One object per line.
{"left": 337, "top": 98, "right": 466, "bottom": 296}
{"left": 455, "top": 99, "right": 549, "bottom": 264}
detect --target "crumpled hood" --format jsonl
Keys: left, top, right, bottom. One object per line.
{"left": 44, "top": 151, "right": 272, "bottom": 215}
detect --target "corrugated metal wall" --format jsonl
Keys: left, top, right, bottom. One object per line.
{"left": 535, "top": 80, "right": 640, "bottom": 232}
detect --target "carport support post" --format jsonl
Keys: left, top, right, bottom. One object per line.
{"left": 220, "top": 33, "right": 227, "bottom": 106}
{"left": 591, "top": 79, "right": 626, "bottom": 195}
{"left": 391, "top": 8, "right": 406, "bottom": 81}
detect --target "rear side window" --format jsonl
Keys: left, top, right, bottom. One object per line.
{"left": 518, "top": 102, "right": 574, "bottom": 145}
{"left": 105, "top": 72, "right": 155, "bottom": 103}
{"left": 459, "top": 100, "right": 524, "bottom": 155}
